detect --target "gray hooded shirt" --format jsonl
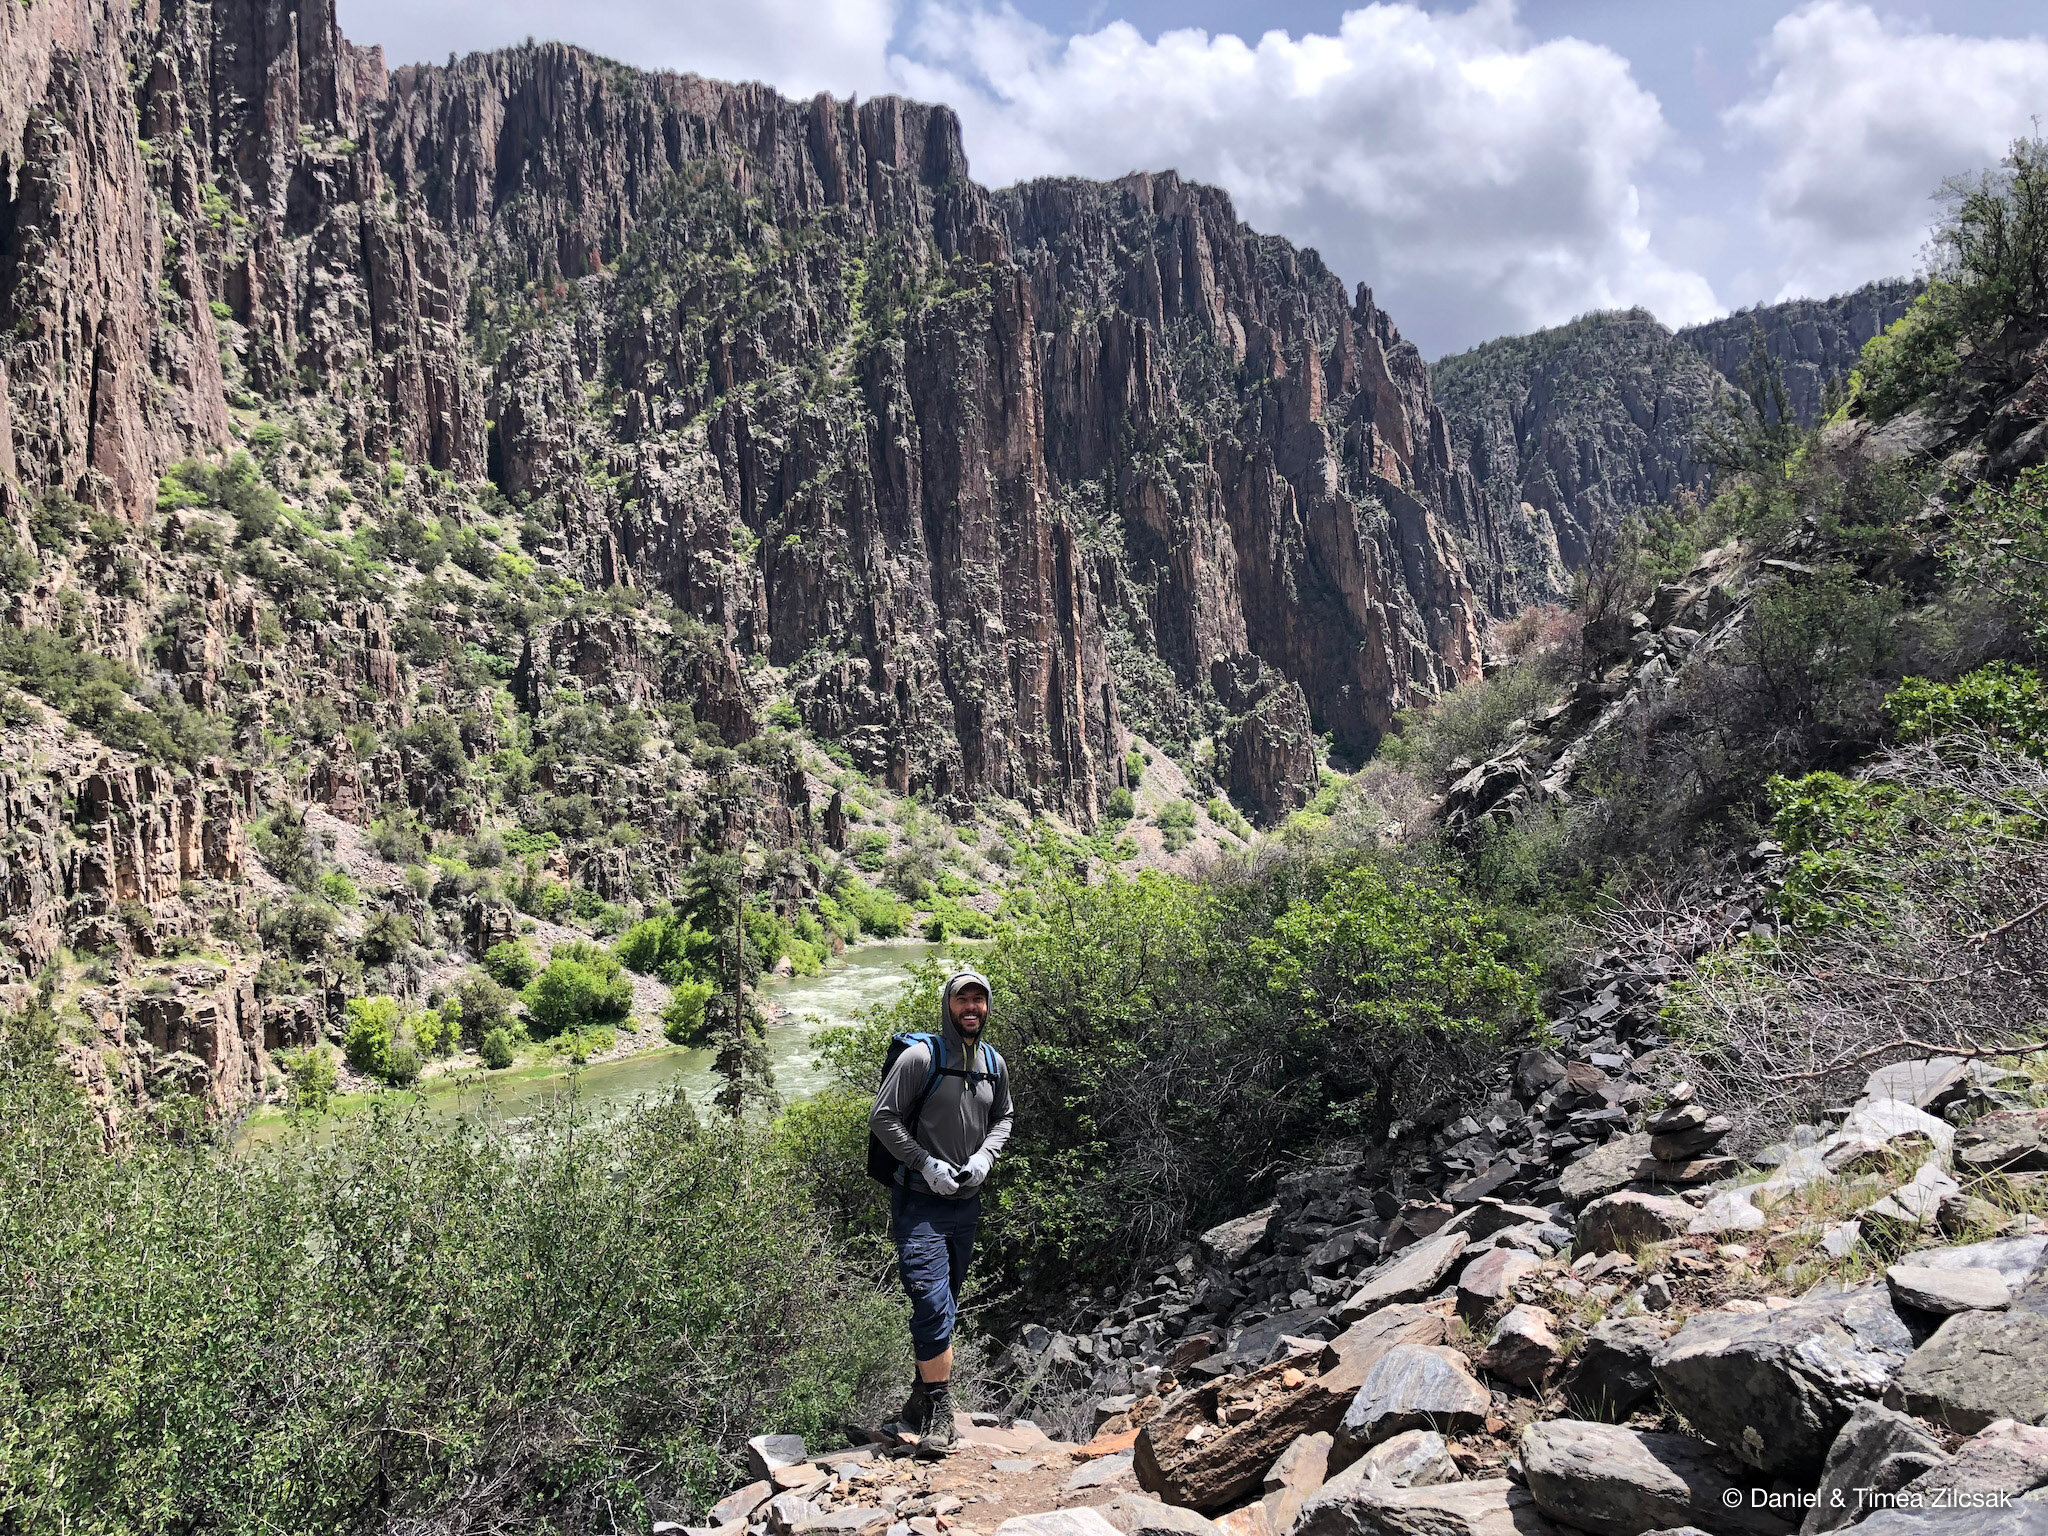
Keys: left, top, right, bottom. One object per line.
{"left": 870, "top": 969, "right": 1014, "bottom": 1197}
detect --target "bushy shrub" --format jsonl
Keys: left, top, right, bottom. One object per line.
{"left": 662, "top": 978, "right": 717, "bottom": 1044}
{"left": 279, "top": 1046, "right": 337, "bottom": 1115}
{"left": 0, "top": 1035, "right": 902, "bottom": 1530}
{"left": 1103, "top": 785, "right": 1135, "bottom": 823}
{"left": 522, "top": 942, "right": 633, "bottom": 1039}
{"left": 1382, "top": 650, "right": 1566, "bottom": 788}
{"left": 342, "top": 995, "right": 402, "bottom": 1078}
{"left": 479, "top": 1028, "right": 516, "bottom": 1069}
{"left": 1888, "top": 663, "right": 2048, "bottom": 758}
{"left": 454, "top": 971, "right": 515, "bottom": 1044}
{"left": 1154, "top": 799, "right": 1196, "bottom": 853}
{"left": 481, "top": 938, "right": 538, "bottom": 989}
{"left": 833, "top": 875, "right": 910, "bottom": 938}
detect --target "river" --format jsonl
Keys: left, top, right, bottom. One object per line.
{"left": 234, "top": 940, "right": 948, "bottom": 1149}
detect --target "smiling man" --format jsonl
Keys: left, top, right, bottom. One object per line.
{"left": 868, "top": 969, "right": 1014, "bottom": 1448}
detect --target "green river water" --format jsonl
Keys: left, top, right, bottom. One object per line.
{"left": 235, "top": 940, "right": 946, "bottom": 1149}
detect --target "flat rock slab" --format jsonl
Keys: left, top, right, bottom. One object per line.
{"left": 1887, "top": 1264, "right": 2013, "bottom": 1315}
{"left": 1900, "top": 1418, "right": 2048, "bottom": 1509}
{"left": 1349, "top": 1429, "right": 1458, "bottom": 1489}
{"left": 711, "top": 1481, "right": 773, "bottom": 1525}
{"left": 1068, "top": 1452, "right": 1136, "bottom": 1492}
{"left": 1342, "top": 1234, "right": 1469, "bottom": 1316}
{"left": 1578, "top": 1191, "right": 1697, "bottom": 1254}
{"left": 1690, "top": 1189, "right": 1768, "bottom": 1237}
{"left": 1294, "top": 1475, "right": 1565, "bottom": 1536}
{"left": 1897, "top": 1234, "right": 2048, "bottom": 1290}
{"left": 1203, "top": 1208, "right": 1279, "bottom": 1267}
{"left": 1337, "top": 1344, "right": 1490, "bottom": 1454}
{"left": 1457, "top": 1248, "right": 1542, "bottom": 1316}
{"left": 1098, "top": 1495, "right": 1224, "bottom": 1536}
{"left": 1804, "top": 1401, "right": 1949, "bottom": 1536}
{"left": 995, "top": 1512, "right": 1125, "bottom": 1536}
{"left": 750, "top": 1435, "right": 812, "bottom": 1478}
{"left": 1957, "top": 1108, "right": 2048, "bottom": 1174}
{"left": 1864, "top": 1057, "right": 1970, "bottom": 1111}
{"left": 1888, "top": 1307, "right": 2048, "bottom": 1433}
{"left": 1519, "top": 1419, "right": 1793, "bottom": 1536}
{"left": 1853, "top": 1504, "right": 2048, "bottom": 1536}
{"left": 1560, "top": 1134, "right": 1654, "bottom": 1209}
{"left": 1320, "top": 1304, "right": 1450, "bottom": 1376}
{"left": 1835, "top": 1100, "right": 1955, "bottom": 1163}
{"left": 1652, "top": 1283, "right": 1916, "bottom": 1476}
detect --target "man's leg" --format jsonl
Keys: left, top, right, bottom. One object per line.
{"left": 916, "top": 1195, "right": 981, "bottom": 1446}
{"left": 893, "top": 1188, "right": 961, "bottom": 1430}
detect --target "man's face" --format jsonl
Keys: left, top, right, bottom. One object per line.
{"left": 950, "top": 983, "right": 989, "bottom": 1035}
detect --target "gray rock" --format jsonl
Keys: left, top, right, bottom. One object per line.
{"left": 1886, "top": 1264, "right": 2013, "bottom": 1315}
{"left": 1350, "top": 1429, "right": 1459, "bottom": 1489}
{"left": 711, "top": 1481, "right": 774, "bottom": 1526}
{"left": 1518, "top": 1050, "right": 1571, "bottom": 1098}
{"left": 1560, "top": 1134, "right": 1655, "bottom": 1209}
{"left": 792, "top": 1512, "right": 889, "bottom": 1536}
{"left": 1457, "top": 1248, "right": 1543, "bottom": 1318}
{"left": 1263, "top": 1430, "right": 1334, "bottom": 1536}
{"left": 1293, "top": 1476, "right": 1564, "bottom": 1536}
{"left": 1859, "top": 1165, "right": 1962, "bottom": 1237}
{"left": 1863, "top": 1058, "right": 1970, "bottom": 1112}
{"left": 1340, "top": 1233, "right": 1469, "bottom": 1318}
{"left": 1832, "top": 1101, "right": 1956, "bottom": 1167}
{"left": 1099, "top": 1495, "right": 1225, "bottom": 1536}
{"left": 1899, "top": 1419, "right": 2048, "bottom": 1510}
{"left": 748, "top": 1435, "right": 811, "bottom": 1478}
{"left": 1801, "top": 1402, "right": 1949, "bottom": 1534}
{"left": 1651, "top": 1284, "right": 1917, "bottom": 1475}
{"left": 1068, "top": 1452, "right": 1137, "bottom": 1492}
{"left": 1518, "top": 1419, "right": 1793, "bottom": 1536}
{"left": 1578, "top": 1192, "right": 1697, "bottom": 1254}
{"left": 1897, "top": 1234, "right": 2048, "bottom": 1290}
{"left": 1852, "top": 1504, "right": 2048, "bottom": 1535}
{"left": 1336, "top": 1345, "right": 1491, "bottom": 1454}
{"left": 1689, "top": 1189, "right": 1768, "bottom": 1237}
{"left": 1478, "top": 1305, "right": 1562, "bottom": 1388}
{"left": 1956, "top": 1108, "right": 2048, "bottom": 1174}
{"left": 1204, "top": 1208, "right": 1279, "bottom": 1267}
{"left": 994, "top": 1514, "right": 1125, "bottom": 1536}
{"left": 1563, "top": 1315, "right": 1665, "bottom": 1420}
{"left": 1888, "top": 1307, "right": 2048, "bottom": 1433}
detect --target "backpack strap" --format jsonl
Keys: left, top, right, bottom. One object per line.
{"left": 905, "top": 1033, "right": 946, "bottom": 1134}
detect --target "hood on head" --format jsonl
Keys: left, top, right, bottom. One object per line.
{"left": 938, "top": 969, "right": 992, "bottom": 1038}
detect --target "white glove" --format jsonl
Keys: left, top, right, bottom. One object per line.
{"left": 922, "top": 1156, "right": 962, "bottom": 1197}
{"left": 960, "top": 1149, "right": 994, "bottom": 1188}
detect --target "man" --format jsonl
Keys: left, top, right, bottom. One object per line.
{"left": 869, "top": 969, "right": 1013, "bottom": 1449}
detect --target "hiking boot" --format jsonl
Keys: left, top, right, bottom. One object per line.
{"left": 920, "top": 1390, "right": 956, "bottom": 1451}
{"left": 889, "top": 1379, "right": 932, "bottom": 1438}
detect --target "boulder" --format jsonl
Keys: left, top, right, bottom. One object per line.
{"left": 1858, "top": 1165, "right": 1962, "bottom": 1238}
{"left": 1213, "top": 1506, "right": 1274, "bottom": 1536}
{"left": 1205, "top": 1209, "right": 1279, "bottom": 1267}
{"left": 1518, "top": 1419, "right": 1793, "bottom": 1536}
{"left": 1887, "top": 1306, "right": 2048, "bottom": 1433}
{"left": 1832, "top": 1101, "right": 1955, "bottom": 1167}
{"left": 1479, "top": 1305, "right": 1561, "bottom": 1387}
{"left": 1099, "top": 1496, "right": 1225, "bottom": 1536}
{"left": 1517, "top": 1050, "right": 1570, "bottom": 1099}
{"left": 1898, "top": 1418, "right": 2048, "bottom": 1509}
{"left": 1457, "top": 1249, "right": 1543, "bottom": 1318}
{"left": 994, "top": 1513, "right": 1125, "bottom": 1536}
{"left": 1349, "top": 1430, "right": 1458, "bottom": 1489}
{"left": 1651, "top": 1283, "right": 1917, "bottom": 1475}
{"left": 1863, "top": 1057, "right": 1970, "bottom": 1112}
{"left": 1578, "top": 1192, "right": 1697, "bottom": 1254}
{"left": 1069, "top": 1452, "right": 1137, "bottom": 1491}
{"left": 1895, "top": 1234, "right": 2048, "bottom": 1290}
{"left": 1293, "top": 1476, "right": 1563, "bottom": 1536}
{"left": 1690, "top": 1190, "right": 1769, "bottom": 1237}
{"left": 1340, "top": 1234, "right": 1469, "bottom": 1317}
{"left": 1335, "top": 1346, "right": 1491, "bottom": 1455}
{"left": 1886, "top": 1264, "right": 2013, "bottom": 1315}
{"left": 1319, "top": 1305, "right": 1452, "bottom": 1376}
{"left": 1560, "top": 1134, "right": 1655, "bottom": 1209}
{"left": 1563, "top": 1315, "right": 1664, "bottom": 1419}
{"left": 711, "top": 1482, "right": 774, "bottom": 1526}
{"left": 1852, "top": 1505, "right": 2048, "bottom": 1535}
{"left": 1262, "top": 1431, "right": 1333, "bottom": 1534}
{"left": 1802, "top": 1402, "right": 1949, "bottom": 1535}
{"left": 748, "top": 1435, "right": 810, "bottom": 1478}
{"left": 1956, "top": 1108, "right": 2048, "bottom": 1174}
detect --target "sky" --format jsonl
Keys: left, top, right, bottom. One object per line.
{"left": 335, "top": 0, "right": 2048, "bottom": 359}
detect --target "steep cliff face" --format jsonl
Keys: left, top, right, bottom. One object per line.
{"left": 1679, "top": 278, "right": 1920, "bottom": 428}
{"left": 1434, "top": 280, "right": 1922, "bottom": 618}
{"left": 3, "top": 5, "right": 1482, "bottom": 819}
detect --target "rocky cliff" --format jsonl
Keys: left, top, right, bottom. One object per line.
{"left": 3, "top": 0, "right": 1484, "bottom": 825}
{"left": 1434, "top": 281, "right": 1920, "bottom": 618}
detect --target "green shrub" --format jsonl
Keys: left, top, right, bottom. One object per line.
{"left": 1154, "top": 799, "right": 1197, "bottom": 853}
{"left": 454, "top": 971, "right": 515, "bottom": 1044}
{"left": 481, "top": 939, "right": 538, "bottom": 990}
{"left": 662, "top": 978, "right": 716, "bottom": 1044}
{"left": 522, "top": 942, "right": 633, "bottom": 1039}
{"left": 318, "top": 869, "right": 358, "bottom": 907}
{"left": 1950, "top": 466, "right": 2048, "bottom": 645}
{"left": 279, "top": 1046, "right": 337, "bottom": 1116}
{"left": 1847, "top": 285, "right": 1961, "bottom": 423}
{"left": 479, "top": 1027, "right": 516, "bottom": 1069}
{"left": 1104, "top": 785, "right": 1135, "bottom": 823}
{"left": 834, "top": 876, "right": 910, "bottom": 939}
{"left": 1381, "top": 653, "right": 1563, "bottom": 787}
{"left": 1888, "top": 663, "right": 2048, "bottom": 758}
{"left": 342, "top": 995, "right": 402, "bottom": 1078}
{"left": 0, "top": 1032, "right": 902, "bottom": 1530}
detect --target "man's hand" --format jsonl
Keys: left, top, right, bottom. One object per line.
{"left": 960, "top": 1149, "right": 994, "bottom": 1188}
{"left": 922, "top": 1157, "right": 962, "bottom": 1196}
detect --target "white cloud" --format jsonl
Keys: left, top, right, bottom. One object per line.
{"left": 887, "top": 1, "right": 1720, "bottom": 356}
{"left": 1727, "top": 0, "right": 2048, "bottom": 300}
{"left": 338, "top": 0, "right": 900, "bottom": 99}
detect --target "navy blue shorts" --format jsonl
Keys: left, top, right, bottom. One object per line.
{"left": 891, "top": 1184, "right": 981, "bottom": 1360}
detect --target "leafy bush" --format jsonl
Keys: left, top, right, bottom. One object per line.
{"left": 833, "top": 876, "right": 911, "bottom": 939}
{"left": 481, "top": 938, "right": 538, "bottom": 990}
{"left": 522, "top": 942, "right": 634, "bottom": 1039}
{"left": 1103, "top": 785, "right": 1135, "bottom": 823}
{"left": 1847, "top": 285, "right": 1961, "bottom": 423}
{"left": 454, "top": 971, "right": 515, "bottom": 1044}
{"left": 662, "top": 978, "right": 717, "bottom": 1044}
{"left": 479, "top": 1027, "right": 516, "bottom": 1069}
{"left": 1154, "top": 799, "right": 1197, "bottom": 853}
{"left": 342, "top": 995, "right": 403, "bottom": 1079}
{"left": 1888, "top": 664, "right": 2048, "bottom": 759}
{"left": 1382, "top": 650, "right": 1566, "bottom": 787}
{"left": 0, "top": 1033, "right": 902, "bottom": 1531}
{"left": 1950, "top": 465, "right": 2048, "bottom": 645}
{"left": 279, "top": 1046, "right": 337, "bottom": 1115}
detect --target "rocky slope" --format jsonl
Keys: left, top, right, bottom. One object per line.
{"left": 1434, "top": 281, "right": 1919, "bottom": 617}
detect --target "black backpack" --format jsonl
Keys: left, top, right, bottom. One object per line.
{"left": 865, "top": 1031, "right": 1005, "bottom": 1187}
